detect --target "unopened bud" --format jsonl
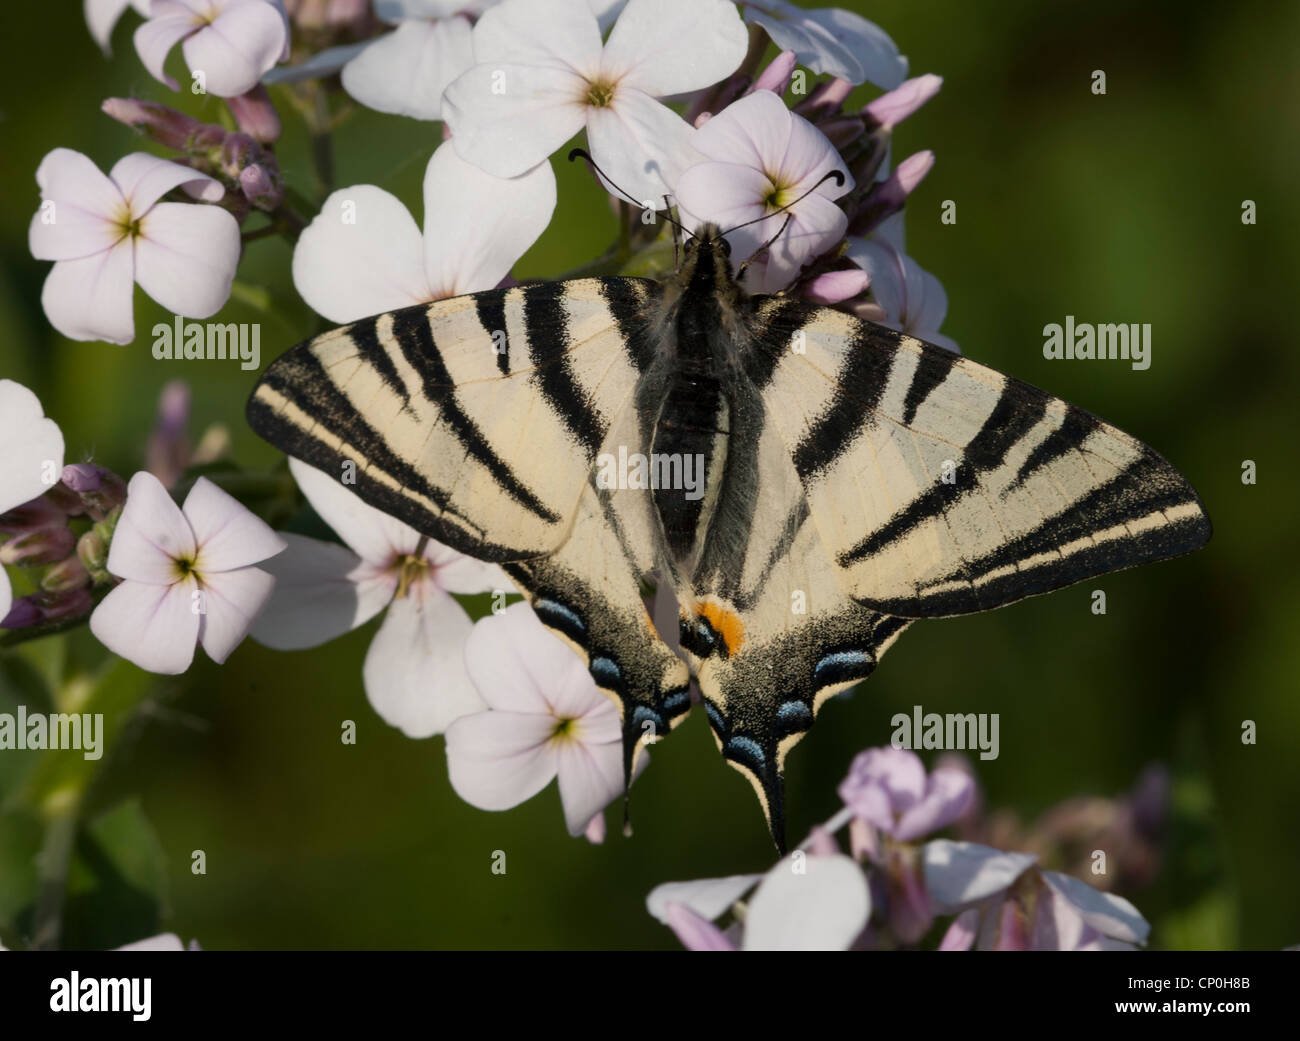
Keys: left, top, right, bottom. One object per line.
{"left": 0, "top": 525, "right": 75, "bottom": 566}
{"left": 239, "top": 163, "right": 282, "bottom": 210}
{"left": 0, "top": 497, "right": 65, "bottom": 534}
{"left": 41, "top": 556, "right": 91, "bottom": 594}
{"left": 77, "top": 530, "right": 109, "bottom": 576}
{"left": 0, "top": 596, "right": 42, "bottom": 630}
{"left": 226, "top": 85, "right": 282, "bottom": 144}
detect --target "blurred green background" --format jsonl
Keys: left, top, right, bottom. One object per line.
{"left": 1, "top": 0, "right": 1296, "bottom": 949}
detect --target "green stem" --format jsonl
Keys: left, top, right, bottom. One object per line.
{"left": 31, "top": 809, "right": 78, "bottom": 950}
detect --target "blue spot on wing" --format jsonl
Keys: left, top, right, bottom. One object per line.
{"left": 777, "top": 700, "right": 812, "bottom": 725}
{"left": 813, "top": 649, "right": 874, "bottom": 686}
{"left": 726, "top": 735, "right": 766, "bottom": 770}
{"left": 589, "top": 656, "right": 622, "bottom": 687}
{"left": 534, "top": 598, "right": 586, "bottom": 639}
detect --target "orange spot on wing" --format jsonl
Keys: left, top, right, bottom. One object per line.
{"left": 698, "top": 601, "right": 746, "bottom": 656}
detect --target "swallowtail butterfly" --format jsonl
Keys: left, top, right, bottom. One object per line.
{"left": 247, "top": 215, "right": 1210, "bottom": 850}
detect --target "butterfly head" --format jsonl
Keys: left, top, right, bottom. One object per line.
{"left": 676, "top": 222, "right": 741, "bottom": 297}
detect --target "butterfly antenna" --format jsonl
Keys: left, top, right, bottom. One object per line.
{"left": 735, "top": 213, "right": 793, "bottom": 281}
{"left": 567, "top": 148, "right": 689, "bottom": 237}
{"left": 721, "top": 169, "right": 846, "bottom": 236}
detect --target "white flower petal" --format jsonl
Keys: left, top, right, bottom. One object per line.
{"left": 342, "top": 17, "right": 474, "bottom": 121}
{"left": 86, "top": 0, "right": 151, "bottom": 54}
{"left": 29, "top": 149, "right": 126, "bottom": 261}
{"left": 1040, "top": 870, "right": 1150, "bottom": 946}
{"left": 115, "top": 932, "right": 185, "bottom": 951}
{"left": 845, "top": 237, "right": 905, "bottom": 320}
{"left": 291, "top": 186, "right": 432, "bottom": 323}
{"left": 180, "top": 0, "right": 288, "bottom": 97}
{"left": 249, "top": 534, "right": 394, "bottom": 650}
{"left": 742, "top": 853, "right": 871, "bottom": 950}
{"left": 646, "top": 873, "right": 762, "bottom": 925}
{"left": 107, "top": 470, "right": 196, "bottom": 584}
{"left": 923, "top": 840, "right": 1038, "bottom": 913}
{"left": 601, "top": 0, "right": 748, "bottom": 97}
{"left": 0, "top": 380, "right": 65, "bottom": 514}
{"left": 197, "top": 564, "right": 275, "bottom": 663}
{"left": 133, "top": 2, "right": 201, "bottom": 91}
{"left": 363, "top": 586, "right": 485, "bottom": 737}
{"left": 554, "top": 737, "right": 624, "bottom": 836}
{"left": 443, "top": 63, "right": 589, "bottom": 179}
{"left": 471, "top": 0, "right": 602, "bottom": 72}
{"left": 287, "top": 458, "right": 419, "bottom": 564}
{"left": 586, "top": 88, "right": 696, "bottom": 204}
{"left": 182, "top": 477, "right": 285, "bottom": 571}
{"left": 690, "top": 89, "right": 791, "bottom": 169}
{"left": 428, "top": 544, "right": 512, "bottom": 596}
{"left": 465, "top": 601, "right": 597, "bottom": 718}
{"left": 445, "top": 709, "right": 559, "bottom": 809}
{"left": 110, "top": 153, "right": 224, "bottom": 213}
{"left": 421, "top": 143, "right": 555, "bottom": 297}
{"left": 40, "top": 243, "right": 136, "bottom": 344}
{"left": 90, "top": 577, "right": 200, "bottom": 674}
{"left": 744, "top": 1, "right": 907, "bottom": 89}
{"left": 133, "top": 202, "right": 240, "bottom": 319}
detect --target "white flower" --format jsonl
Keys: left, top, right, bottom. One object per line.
{"left": 674, "top": 90, "right": 852, "bottom": 293}
{"left": 741, "top": 0, "right": 907, "bottom": 89}
{"left": 84, "top": 0, "right": 151, "bottom": 55}
{"left": 0, "top": 381, "right": 65, "bottom": 625}
{"left": 89, "top": 472, "right": 285, "bottom": 674}
{"left": 340, "top": 1, "right": 483, "bottom": 121}
{"left": 135, "top": 0, "right": 289, "bottom": 98}
{"left": 28, "top": 149, "right": 239, "bottom": 345}
{"left": 648, "top": 853, "right": 872, "bottom": 950}
{"left": 445, "top": 602, "right": 640, "bottom": 836}
{"left": 846, "top": 234, "right": 959, "bottom": 353}
{"left": 250, "top": 460, "right": 509, "bottom": 738}
{"left": 291, "top": 141, "right": 555, "bottom": 323}
{"left": 444, "top": 0, "right": 749, "bottom": 204}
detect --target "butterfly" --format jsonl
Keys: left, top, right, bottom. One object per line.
{"left": 247, "top": 215, "right": 1210, "bottom": 851}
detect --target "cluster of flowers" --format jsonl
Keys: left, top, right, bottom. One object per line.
{"left": 10, "top": 0, "right": 962, "bottom": 843}
{"left": 648, "top": 748, "right": 1157, "bottom": 950}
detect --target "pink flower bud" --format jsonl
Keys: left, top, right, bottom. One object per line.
{"left": 34, "top": 586, "right": 95, "bottom": 624}
{"left": 41, "top": 556, "right": 91, "bottom": 594}
{"left": 750, "top": 50, "right": 797, "bottom": 96}
{"left": 863, "top": 74, "right": 943, "bottom": 130}
{"left": 0, "top": 497, "right": 65, "bottom": 534}
{"left": 240, "top": 164, "right": 283, "bottom": 211}
{"left": 102, "top": 97, "right": 216, "bottom": 153}
{"left": 0, "top": 596, "right": 42, "bottom": 630}
{"left": 0, "top": 525, "right": 75, "bottom": 565}
{"left": 226, "top": 86, "right": 282, "bottom": 144}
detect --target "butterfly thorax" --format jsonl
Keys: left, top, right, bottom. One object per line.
{"left": 648, "top": 226, "right": 750, "bottom": 576}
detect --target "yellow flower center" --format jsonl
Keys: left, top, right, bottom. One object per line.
{"left": 552, "top": 717, "right": 579, "bottom": 741}
{"left": 394, "top": 554, "right": 428, "bottom": 599}
{"left": 586, "top": 81, "right": 616, "bottom": 108}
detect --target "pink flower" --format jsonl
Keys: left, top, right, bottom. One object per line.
{"left": 89, "top": 472, "right": 285, "bottom": 674}
{"left": 0, "top": 381, "right": 65, "bottom": 626}
{"left": 135, "top": 0, "right": 289, "bottom": 97}
{"left": 674, "top": 90, "right": 852, "bottom": 293}
{"left": 444, "top": 0, "right": 749, "bottom": 203}
{"left": 924, "top": 840, "right": 1150, "bottom": 950}
{"left": 291, "top": 142, "right": 555, "bottom": 323}
{"left": 250, "top": 459, "right": 509, "bottom": 738}
{"left": 445, "top": 602, "right": 641, "bottom": 836}
{"left": 838, "top": 746, "right": 974, "bottom": 843}
{"left": 28, "top": 149, "right": 239, "bottom": 344}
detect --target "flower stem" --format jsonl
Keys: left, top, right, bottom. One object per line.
{"left": 30, "top": 808, "right": 78, "bottom": 950}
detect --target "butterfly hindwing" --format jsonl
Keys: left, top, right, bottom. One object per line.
{"left": 247, "top": 278, "right": 662, "bottom": 563}
{"left": 749, "top": 301, "right": 1212, "bottom": 618}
